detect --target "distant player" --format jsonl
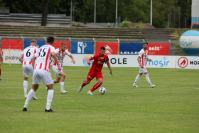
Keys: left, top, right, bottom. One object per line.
{"left": 133, "top": 43, "right": 155, "bottom": 88}
{"left": 0, "top": 47, "right": 3, "bottom": 80}
{"left": 23, "top": 36, "right": 60, "bottom": 112}
{"left": 78, "top": 46, "right": 112, "bottom": 95}
{"left": 19, "top": 40, "right": 38, "bottom": 99}
{"left": 52, "top": 43, "right": 75, "bottom": 93}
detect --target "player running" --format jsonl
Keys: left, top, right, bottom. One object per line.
{"left": 132, "top": 43, "right": 155, "bottom": 88}
{"left": 19, "top": 39, "right": 38, "bottom": 99}
{"left": 78, "top": 46, "right": 112, "bottom": 95}
{"left": 52, "top": 43, "right": 75, "bottom": 94}
{"left": 0, "top": 47, "right": 3, "bottom": 80}
{"left": 22, "top": 36, "right": 60, "bottom": 112}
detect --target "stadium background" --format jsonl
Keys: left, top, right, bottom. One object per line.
{"left": 0, "top": 1, "right": 199, "bottom": 133}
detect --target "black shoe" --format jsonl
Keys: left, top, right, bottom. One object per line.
{"left": 45, "top": 108, "right": 53, "bottom": 112}
{"left": 22, "top": 107, "right": 27, "bottom": 112}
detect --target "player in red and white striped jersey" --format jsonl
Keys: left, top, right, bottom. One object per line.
{"left": 133, "top": 43, "right": 155, "bottom": 88}
{"left": 23, "top": 36, "right": 60, "bottom": 112}
{"left": 19, "top": 39, "right": 38, "bottom": 99}
{"left": 0, "top": 47, "right": 3, "bottom": 80}
{"left": 52, "top": 43, "right": 75, "bottom": 94}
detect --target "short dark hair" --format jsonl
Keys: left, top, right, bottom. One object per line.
{"left": 100, "top": 46, "right": 106, "bottom": 50}
{"left": 47, "top": 36, "right": 54, "bottom": 44}
{"left": 31, "top": 39, "right": 36, "bottom": 43}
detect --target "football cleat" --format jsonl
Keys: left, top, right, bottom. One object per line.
{"left": 33, "top": 95, "right": 38, "bottom": 100}
{"left": 45, "top": 108, "right": 53, "bottom": 112}
{"left": 149, "top": 84, "right": 156, "bottom": 88}
{"left": 22, "top": 107, "right": 27, "bottom": 112}
{"left": 132, "top": 83, "right": 138, "bottom": 88}
{"left": 60, "top": 90, "right": 68, "bottom": 94}
{"left": 77, "top": 86, "right": 83, "bottom": 93}
{"left": 87, "top": 90, "right": 93, "bottom": 96}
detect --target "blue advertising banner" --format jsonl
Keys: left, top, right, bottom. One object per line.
{"left": 71, "top": 39, "right": 94, "bottom": 54}
{"left": 119, "top": 42, "right": 144, "bottom": 55}
{"left": 23, "top": 38, "right": 45, "bottom": 49}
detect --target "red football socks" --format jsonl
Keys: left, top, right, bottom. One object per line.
{"left": 90, "top": 82, "right": 102, "bottom": 92}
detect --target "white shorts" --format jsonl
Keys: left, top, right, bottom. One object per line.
{"left": 23, "top": 65, "right": 33, "bottom": 77}
{"left": 32, "top": 69, "right": 54, "bottom": 85}
{"left": 51, "top": 65, "right": 63, "bottom": 77}
{"left": 139, "top": 67, "right": 148, "bottom": 74}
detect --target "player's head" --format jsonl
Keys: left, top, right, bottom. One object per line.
{"left": 143, "top": 42, "right": 148, "bottom": 50}
{"left": 100, "top": 46, "right": 106, "bottom": 55}
{"left": 47, "top": 36, "right": 54, "bottom": 44}
{"left": 30, "top": 39, "right": 36, "bottom": 46}
{"left": 60, "top": 43, "right": 66, "bottom": 51}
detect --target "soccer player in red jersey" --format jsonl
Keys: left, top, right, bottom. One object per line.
{"left": 78, "top": 46, "right": 112, "bottom": 95}
{"left": 0, "top": 47, "right": 3, "bottom": 80}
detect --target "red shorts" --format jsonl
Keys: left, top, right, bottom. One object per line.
{"left": 87, "top": 70, "right": 103, "bottom": 80}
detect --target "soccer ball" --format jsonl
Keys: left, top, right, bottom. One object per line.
{"left": 99, "top": 87, "right": 106, "bottom": 95}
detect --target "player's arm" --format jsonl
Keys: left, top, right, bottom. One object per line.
{"left": 87, "top": 56, "right": 95, "bottom": 65}
{"left": 137, "top": 56, "right": 142, "bottom": 67}
{"left": 106, "top": 59, "right": 112, "bottom": 75}
{"left": 65, "top": 50, "right": 75, "bottom": 64}
{"left": 18, "top": 54, "right": 23, "bottom": 64}
{"left": 31, "top": 56, "right": 36, "bottom": 67}
{"left": 68, "top": 55, "right": 75, "bottom": 64}
{"left": 31, "top": 48, "right": 39, "bottom": 67}
{"left": 147, "top": 56, "right": 152, "bottom": 62}
{"left": 52, "top": 52, "right": 61, "bottom": 70}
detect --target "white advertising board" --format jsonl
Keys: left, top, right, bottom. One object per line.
{"left": 63, "top": 55, "right": 177, "bottom": 68}
{"left": 2, "top": 49, "right": 21, "bottom": 64}
{"left": 176, "top": 56, "right": 199, "bottom": 69}
{"left": 2, "top": 50, "right": 199, "bottom": 69}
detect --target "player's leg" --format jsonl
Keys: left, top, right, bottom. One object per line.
{"left": 59, "top": 72, "right": 67, "bottom": 94}
{"left": 144, "top": 72, "right": 155, "bottom": 88}
{"left": 133, "top": 68, "right": 143, "bottom": 87}
{"left": 23, "top": 70, "right": 40, "bottom": 111}
{"left": 87, "top": 72, "right": 103, "bottom": 95}
{"left": 142, "top": 68, "right": 155, "bottom": 87}
{"left": 54, "top": 76, "right": 61, "bottom": 83}
{"left": 52, "top": 65, "right": 67, "bottom": 93}
{"left": 52, "top": 65, "right": 61, "bottom": 83}
{"left": 78, "top": 72, "right": 94, "bottom": 92}
{"left": 45, "top": 84, "right": 54, "bottom": 112}
{"left": 23, "top": 76, "right": 29, "bottom": 98}
{"left": 43, "top": 71, "right": 55, "bottom": 112}
{"left": 23, "top": 66, "right": 38, "bottom": 99}
{"left": 23, "top": 84, "right": 39, "bottom": 111}
{"left": 78, "top": 76, "right": 93, "bottom": 92}
{"left": 23, "top": 66, "right": 29, "bottom": 98}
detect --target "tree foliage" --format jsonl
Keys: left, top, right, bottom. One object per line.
{"left": 0, "top": 0, "right": 192, "bottom": 28}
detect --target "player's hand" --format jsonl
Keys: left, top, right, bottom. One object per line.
{"left": 57, "top": 63, "right": 62, "bottom": 72}
{"left": 87, "top": 61, "right": 91, "bottom": 65}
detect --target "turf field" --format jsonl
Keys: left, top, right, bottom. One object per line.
{"left": 0, "top": 64, "right": 199, "bottom": 133}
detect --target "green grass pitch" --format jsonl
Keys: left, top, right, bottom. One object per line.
{"left": 0, "top": 64, "right": 199, "bottom": 133}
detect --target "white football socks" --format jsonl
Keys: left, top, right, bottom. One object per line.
{"left": 23, "top": 80, "right": 28, "bottom": 97}
{"left": 23, "top": 89, "right": 35, "bottom": 108}
{"left": 134, "top": 74, "right": 141, "bottom": 84}
{"left": 46, "top": 89, "right": 54, "bottom": 110}
{"left": 145, "top": 74, "right": 152, "bottom": 86}
{"left": 60, "top": 82, "right": 65, "bottom": 91}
